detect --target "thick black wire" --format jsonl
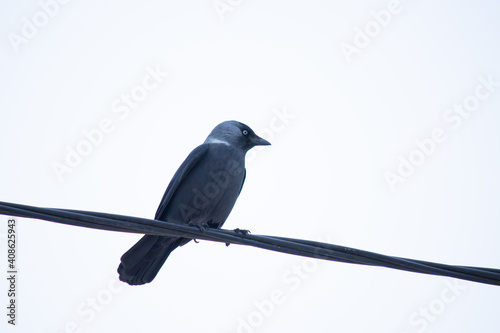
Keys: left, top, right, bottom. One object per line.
{"left": 1, "top": 201, "right": 499, "bottom": 286}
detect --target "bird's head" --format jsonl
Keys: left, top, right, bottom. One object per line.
{"left": 205, "top": 121, "right": 271, "bottom": 152}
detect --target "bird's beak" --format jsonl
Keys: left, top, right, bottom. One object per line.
{"left": 251, "top": 134, "right": 271, "bottom": 146}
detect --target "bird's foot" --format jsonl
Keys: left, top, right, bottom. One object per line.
{"left": 188, "top": 222, "right": 210, "bottom": 232}
{"left": 227, "top": 228, "right": 250, "bottom": 246}
{"left": 199, "top": 222, "right": 210, "bottom": 231}
{"left": 233, "top": 228, "right": 251, "bottom": 235}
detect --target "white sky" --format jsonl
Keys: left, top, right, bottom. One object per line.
{"left": 1, "top": 0, "right": 500, "bottom": 332}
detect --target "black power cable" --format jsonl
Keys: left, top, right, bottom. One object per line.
{"left": 1, "top": 200, "right": 499, "bottom": 286}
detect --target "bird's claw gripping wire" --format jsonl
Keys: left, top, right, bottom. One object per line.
{"left": 189, "top": 222, "right": 211, "bottom": 243}
{"left": 188, "top": 221, "right": 210, "bottom": 232}
{"left": 226, "top": 228, "right": 251, "bottom": 246}
{"left": 234, "top": 228, "right": 251, "bottom": 235}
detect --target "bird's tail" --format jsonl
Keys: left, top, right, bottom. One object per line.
{"left": 118, "top": 235, "right": 185, "bottom": 285}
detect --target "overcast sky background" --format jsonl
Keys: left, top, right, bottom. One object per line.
{"left": 1, "top": 0, "right": 500, "bottom": 332}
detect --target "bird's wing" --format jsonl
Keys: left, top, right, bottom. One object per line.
{"left": 238, "top": 169, "right": 246, "bottom": 195}
{"left": 154, "top": 144, "right": 209, "bottom": 220}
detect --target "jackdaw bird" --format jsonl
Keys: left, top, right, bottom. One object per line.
{"left": 118, "top": 120, "right": 270, "bottom": 285}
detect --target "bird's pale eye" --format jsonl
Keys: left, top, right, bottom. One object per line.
{"left": 242, "top": 130, "right": 249, "bottom": 136}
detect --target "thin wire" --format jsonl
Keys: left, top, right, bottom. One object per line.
{"left": 1, "top": 200, "right": 499, "bottom": 286}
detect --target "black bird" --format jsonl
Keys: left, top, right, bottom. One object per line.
{"left": 118, "top": 121, "right": 270, "bottom": 285}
